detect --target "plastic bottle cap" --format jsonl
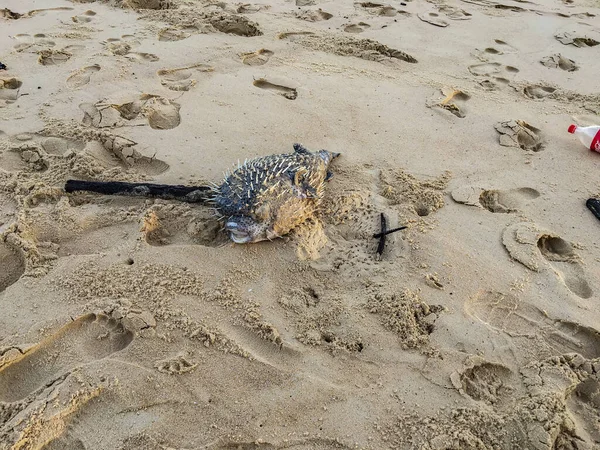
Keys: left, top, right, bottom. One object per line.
{"left": 568, "top": 124, "right": 577, "bottom": 134}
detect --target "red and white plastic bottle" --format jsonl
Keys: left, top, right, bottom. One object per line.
{"left": 568, "top": 124, "right": 600, "bottom": 153}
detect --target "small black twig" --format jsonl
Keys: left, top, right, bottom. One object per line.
{"left": 373, "top": 226, "right": 407, "bottom": 239}
{"left": 376, "top": 213, "right": 387, "bottom": 257}
{"left": 375, "top": 213, "right": 406, "bottom": 257}
{"left": 586, "top": 198, "right": 600, "bottom": 222}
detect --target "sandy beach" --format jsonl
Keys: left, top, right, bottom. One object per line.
{"left": 1, "top": 0, "right": 600, "bottom": 448}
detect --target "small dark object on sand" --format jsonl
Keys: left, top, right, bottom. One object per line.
{"left": 0, "top": 63, "right": 6, "bottom": 71}
{"left": 586, "top": 198, "right": 600, "bottom": 221}
{"left": 375, "top": 213, "right": 406, "bottom": 257}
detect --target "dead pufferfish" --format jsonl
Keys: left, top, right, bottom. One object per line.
{"left": 64, "top": 143, "right": 340, "bottom": 244}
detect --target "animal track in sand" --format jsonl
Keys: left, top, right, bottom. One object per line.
{"left": 418, "top": 12, "right": 449, "bottom": 27}
{"left": 241, "top": 49, "right": 273, "bottom": 66}
{"left": 0, "top": 241, "right": 24, "bottom": 293}
{"left": 253, "top": 78, "right": 298, "bottom": 100}
{"left": 81, "top": 94, "right": 181, "bottom": 130}
{"left": 0, "top": 313, "right": 133, "bottom": 402}
{"left": 502, "top": 222, "right": 593, "bottom": 299}
{"left": 451, "top": 185, "right": 540, "bottom": 213}
{"left": 522, "top": 84, "right": 557, "bottom": 99}
{"left": 157, "top": 63, "right": 214, "bottom": 91}
{"left": 13, "top": 33, "right": 56, "bottom": 52}
{"left": 66, "top": 64, "right": 101, "bottom": 88}
{"left": 540, "top": 54, "right": 578, "bottom": 72}
{"left": 0, "top": 76, "right": 23, "bottom": 106}
{"left": 555, "top": 32, "right": 599, "bottom": 48}
{"left": 71, "top": 9, "right": 96, "bottom": 23}
{"left": 343, "top": 22, "right": 371, "bottom": 33}
{"left": 466, "top": 290, "right": 600, "bottom": 357}
{"left": 494, "top": 120, "right": 544, "bottom": 152}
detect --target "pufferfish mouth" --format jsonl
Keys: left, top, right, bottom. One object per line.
{"left": 225, "top": 222, "right": 252, "bottom": 244}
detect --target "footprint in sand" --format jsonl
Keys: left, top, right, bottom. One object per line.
{"left": 0, "top": 192, "right": 18, "bottom": 233}
{"left": 494, "top": 120, "right": 544, "bottom": 152}
{"left": 451, "top": 185, "right": 540, "bottom": 213}
{"left": 469, "top": 62, "right": 519, "bottom": 78}
{"left": 0, "top": 76, "right": 23, "bottom": 106}
{"left": 429, "top": 87, "right": 470, "bottom": 118}
{"left": 253, "top": 78, "right": 298, "bottom": 100}
{"left": 13, "top": 33, "right": 56, "bottom": 52}
{"left": 438, "top": 5, "right": 472, "bottom": 20}
{"left": 154, "top": 353, "right": 198, "bottom": 374}
{"left": 469, "top": 62, "right": 519, "bottom": 91}
{"left": 71, "top": 10, "right": 96, "bottom": 23}
{"left": 466, "top": 290, "right": 600, "bottom": 356}
{"left": 356, "top": 2, "right": 401, "bottom": 17}
{"left": 450, "top": 357, "right": 514, "bottom": 405}
{"left": 502, "top": 222, "right": 593, "bottom": 299}
{"left": 418, "top": 12, "right": 449, "bottom": 27}
{"left": 158, "top": 27, "right": 196, "bottom": 41}
{"left": 277, "top": 31, "right": 316, "bottom": 41}
{"left": 0, "top": 313, "right": 133, "bottom": 402}
{"left": 241, "top": 49, "right": 273, "bottom": 66}
{"left": 157, "top": 63, "right": 214, "bottom": 91}
{"left": 294, "top": 8, "right": 333, "bottom": 22}
{"left": 81, "top": 94, "right": 181, "bottom": 130}
{"left": 343, "top": 22, "right": 371, "bottom": 33}
{"left": 522, "top": 84, "right": 557, "bottom": 99}
{"left": 38, "top": 49, "right": 72, "bottom": 66}
{"left": 104, "top": 36, "right": 159, "bottom": 62}
{"left": 540, "top": 54, "right": 579, "bottom": 72}
{"left": 480, "top": 39, "right": 517, "bottom": 56}
{"left": 66, "top": 64, "right": 101, "bottom": 88}
{"left": 0, "top": 241, "right": 25, "bottom": 293}
{"left": 555, "top": 32, "right": 600, "bottom": 48}
{"left": 141, "top": 207, "right": 226, "bottom": 248}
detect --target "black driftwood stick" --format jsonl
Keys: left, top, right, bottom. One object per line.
{"left": 586, "top": 198, "right": 600, "bottom": 222}
{"left": 64, "top": 180, "right": 212, "bottom": 203}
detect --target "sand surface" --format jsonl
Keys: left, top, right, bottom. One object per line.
{"left": 1, "top": 0, "right": 600, "bottom": 448}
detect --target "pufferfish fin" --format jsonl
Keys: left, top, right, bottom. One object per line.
{"left": 292, "top": 143, "right": 311, "bottom": 155}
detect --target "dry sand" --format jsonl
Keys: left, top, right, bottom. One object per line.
{"left": 1, "top": 0, "right": 600, "bottom": 448}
